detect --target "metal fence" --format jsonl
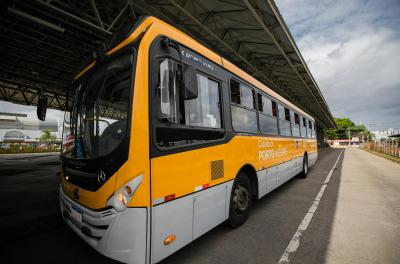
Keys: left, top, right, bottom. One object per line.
{"left": 361, "top": 140, "right": 400, "bottom": 158}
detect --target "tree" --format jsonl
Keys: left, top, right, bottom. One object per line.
{"left": 324, "top": 117, "right": 373, "bottom": 142}
{"left": 324, "top": 128, "right": 338, "bottom": 140}
{"left": 335, "top": 118, "right": 354, "bottom": 139}
{"left": 335, "top": 118, "right": 354, "bottom": 130}
{"left": 40, "top": 129, "right": 56, "bottom": 142}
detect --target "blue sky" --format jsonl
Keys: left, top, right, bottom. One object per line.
{"left": 1, "top": 0, "right": 399, "bottom": 130}
{"left": 275, "top": 0, "right": 400, "bottom": 130}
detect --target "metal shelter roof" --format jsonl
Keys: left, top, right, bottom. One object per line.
{"left": 0, "top": 0, "right": 336, "bottom": 129}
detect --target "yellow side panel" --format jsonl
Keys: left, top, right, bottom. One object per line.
{"left": 151, "top": 136, "right": 317, "bottom": 203}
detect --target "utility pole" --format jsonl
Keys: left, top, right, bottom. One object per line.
{"left": 348, "top": 126, "right": 351, "bottom": 146}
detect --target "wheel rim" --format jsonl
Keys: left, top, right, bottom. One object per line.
{"left": 232, "top": 184, "right": 250, "bottom": 214}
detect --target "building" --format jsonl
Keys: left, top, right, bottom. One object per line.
{"left": 329, "top": 137, "right": 361, "bottom": 147}
{"left": 0, "top": 112, "right": 61, "bottom": 142}
{"left": 372, "top": 129, "right": 400, "bottom": 142}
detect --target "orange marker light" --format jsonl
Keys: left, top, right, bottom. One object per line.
{"left": 125, "top": 186, "right": 132, "bottom": 195}
{"left": 164, "top": 234, "right": 176, "bottom": 245}
{"left": 164, "top": 194, "right": 175, "bottom": 202}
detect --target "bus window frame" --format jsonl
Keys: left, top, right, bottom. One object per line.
{"left": 300, "top": 116, "right": 308, "bottom": 138}
{"left": 155, "top": 57, "right": 225, "bottom": 144}
{"left": 256, "top": 91, "right": 280, "bottom": 136}
{"left": 185, "top": 71, "right": 224, "bottom": 129}
{"left": 149, "top": 37, "right": 228, "bottom": 156}
{"left": 228, "top": 77, "right": 259, "bottom": 135}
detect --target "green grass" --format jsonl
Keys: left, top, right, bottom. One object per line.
{"left": 361, "top": 148, "right": 400, "bottom": 164}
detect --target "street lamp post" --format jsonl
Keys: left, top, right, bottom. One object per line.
{"left": 348, "top": 126, "right": 351, "bottom": 146}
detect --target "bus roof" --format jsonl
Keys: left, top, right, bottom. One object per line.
{"left": 76, "top": 16, "right": 315, "bottom": 121}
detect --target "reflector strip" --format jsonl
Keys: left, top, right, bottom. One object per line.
{"left": 195, "top": 183, "right": 210, "bottom": 192}
{"left": 153, "top": 197, "right": 164, "bottom": 205}
{"left": 153, "top": 194, "right": 176, "bottom": 206}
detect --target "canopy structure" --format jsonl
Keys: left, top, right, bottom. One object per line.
{"left": 0, "top": 0, "right": 336, "bottom": 129}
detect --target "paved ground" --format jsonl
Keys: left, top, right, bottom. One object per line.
{"left": 0, "top": 152, "right": 61, "bottom": 243}
{"left": 0, "top": 148, "right": 399, "bottom": 264}
{"left": 295, "top": 148, "right": 400, "bottom": 264}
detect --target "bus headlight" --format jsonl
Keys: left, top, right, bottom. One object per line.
{"left": 107, "top": 174, "right": 143, "bottom": 212}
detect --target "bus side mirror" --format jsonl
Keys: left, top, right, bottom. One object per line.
{"left": 37, "top": 95, "right": 48, "bottom": 121}
{"left": 183, "top": 65, "right": 198, "bottom": 100}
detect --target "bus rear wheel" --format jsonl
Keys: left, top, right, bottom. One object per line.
{"left": 228, "top": 172, "right": 252, "bottom": 228}
{"left": 299, "top": 155, "right": 308, "bottom": 178}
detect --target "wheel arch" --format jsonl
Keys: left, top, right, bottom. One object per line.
{"left": 237, "top": 163, "right": 258, "bottom": 199}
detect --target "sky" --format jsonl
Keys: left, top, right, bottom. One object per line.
{"left": 275, "top": 0, "right": 400, "bottom": 130}
{"left": 0, "top": 101, "right": 65, "bottom": 126}
{"left": 1, "top": 0, "right": 400, "bottom": 130}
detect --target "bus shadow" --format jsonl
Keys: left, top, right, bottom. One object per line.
{"left": 161, "top": 148, "right": 345, "bottom": 264}
{"left": 289, "top": 149, "right": 345, "bottom": 264}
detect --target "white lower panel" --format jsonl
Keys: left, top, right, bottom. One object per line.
{"left": 257, "top": 166, "right": 278, "bottom": 199}
{"left": 193, "top": 184, "right": 227, "bottom": 239}
{"left": 309, "top": 152, "right": 318, "bottom": 167}
{"left": 61, "top": 186, "right": 147, "bottom": 264}
{"left": 225, "top": 181, "right": 234, "bottom": 218}
{"left": 152, "top": 181, "right": 233, "bottom": 263}
{"left": 152, "top": 195, "right": 194, "bottom": 263}
{"left": 105, "top": 209, "right": 147, "bottom": 264}
{"left": 257, "top": 156, "right": 304, "bottom": 200}
{"left": 277, "top": 160, "right": 292, "bottom": 185}
{"left": 294, "top": 156, "right": 303, "bottom": 175}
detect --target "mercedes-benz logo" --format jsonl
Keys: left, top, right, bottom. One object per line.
{"left": 97, "top": 170, "right": 106, "bottom": 183}
{"left": 73, "top": 188, "right": 80, "bottom": 200}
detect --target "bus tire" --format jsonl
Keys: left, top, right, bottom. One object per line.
{"left": 228, "top": 172, "right": 252, "bottom": 228}
{"left": 299, "top": 154, "right": 308, "bottom": 178}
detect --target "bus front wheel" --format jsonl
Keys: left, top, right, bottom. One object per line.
{"left": 228, "top": 172, "right": 252, "bottom": 228}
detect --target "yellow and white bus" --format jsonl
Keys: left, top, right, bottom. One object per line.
{"left": 59, "top": 16, "right": 317, "bottom": 264}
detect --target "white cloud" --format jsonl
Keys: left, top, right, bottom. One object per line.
{"left": 276, "top": 0, "right": 400, "bottom": 129}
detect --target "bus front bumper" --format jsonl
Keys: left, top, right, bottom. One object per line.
{"left": 59, "top": 186, "right": 148, "bottom": 264}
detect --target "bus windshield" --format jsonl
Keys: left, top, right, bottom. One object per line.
{"left": 62, "top": 51, "right": 135, "bottom": 159}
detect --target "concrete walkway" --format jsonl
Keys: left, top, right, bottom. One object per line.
{"left": 294, "top": 148, "right": 400, "bottom": 264}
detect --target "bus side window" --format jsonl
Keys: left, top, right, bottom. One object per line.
{"left": 307, "top": 119, "right": 313, "bottom": 138}
{"left": 278, "top": 106, "right": 291, "bottom": 136}
{"left": 230, "top": 80, "right": 241, "bottom": 105}
{"left": 258, "top": 93, "right": 279, "bottom": 135}
{"left": 159, "top": 58, "right": 180, "bottom": 124}
{"left": 292, "top": 112, "right": 300, "bottom": 137}
{"left": 185, "top": 73, "right": 222, "bottom": 128}
{"left": 156, "top": 58, "right": 224, "bottom": 148}
{"left": 312, "top": 122, "right": 316, "bottom": 138}
{"left": 301, "top": 116, "right": 307, "bottom": 138}
{"left": 230, "top": 79, "right": 257, "bottom": 133}
{"left": 257, "top": 93, "right": 263, "bottom": 112}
